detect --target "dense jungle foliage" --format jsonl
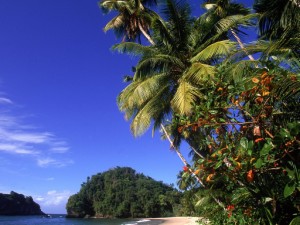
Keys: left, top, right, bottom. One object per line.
{"left": 0, "top": 191, "right": 44, "bottom": 215}
{"left": 66, "top": 167, "right": 182, "bottom": 218}
{"left": 100, "top": 0, "right": 300, "bottom": 224}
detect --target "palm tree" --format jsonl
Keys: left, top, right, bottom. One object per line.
{"left": 253, "top": 0, "right": 300, "bottom": 59}
{"left": 116, "top": 0, "right": 236, "bottom": 137}
{"left": 100, "top": 0, "right": 156, "bottom": 44}
{"left": 202, "top": 0, "right": 257, "bottom": 60}
{"left": 254, "top": 0, "right": 300, "bottom": 40}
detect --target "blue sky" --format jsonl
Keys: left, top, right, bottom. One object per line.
{"left": 0, "top": 0, "right": 254, "bottom": 214}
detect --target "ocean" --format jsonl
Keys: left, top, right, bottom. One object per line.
{"left": 0, "top": 215, "right": 163, "bottom": 225}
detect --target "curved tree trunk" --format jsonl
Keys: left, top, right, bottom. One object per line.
{"left": 230, "top": 28, "right": 255, "bottom": 61}
{"left": 160, "top": 124, "right": 225, "bottom": 210}
{"left": 138, "top": 21, "right": 155, "bottom": 45}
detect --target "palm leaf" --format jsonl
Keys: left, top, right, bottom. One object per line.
{"left": 103, "top": 15, "right": 124, "bottom": 32}
{"left": 225, "top": 60, "right": 260, "bottom": 84}
{"left": 118, "top": 81, "right": 143, "bottom": 118}
{"left": 112, "top": 42, "right": 154, "bottom": 56}
{"left": 231, "top": 187, "right": 251, "bottom": 205}
{"left": 160, "top": 0, "right": 193, "bottom": 49}
{"left": 215, "top": 14, "right": 258, "bottom": 34}
{"left": 151, "top": 16, "right": 174, "bottom": 48}
{"left": 130, "top": 74, "right": 169, "bottom": 107}
{"left": 171, "top": 80, "right": 203, "bottom": 115}
{"left": 134, "top": 54, "right": 184, "bottom": 79}
{"left": 183, "top": 62, "right": 217, "bottom": 85}
{"left": 131, "top": 85, "right": 170, "bottom": 136}
{"left": 191, "top": 40, "right": 236, "bottom": 62}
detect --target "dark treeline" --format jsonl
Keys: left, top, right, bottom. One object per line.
{"left": 66, "top": 167, "right": 182, "bottom": 218}
{"left": 0, "top": 191, "right": 44, "bottom": 215}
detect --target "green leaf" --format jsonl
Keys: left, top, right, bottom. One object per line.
{"left": 214, "top": 160, "right": 223, "bottom": 169}
{"left": 279, "top": 128, "right": 292, "bottom": 140}
{"left": 254, "top": 158, "right": 263, "bottom": 169}
{"left": 209, "top": 110, "right": 218, "bottom": 115}
{"left": 219, "top": 118, "right": 226, "bottom": 123}
{"left": 284, "top": 182, "right": 296, "bottom": 198}
{"left": 285, "top": 167, "right": 295, "bottom": 179}
{"left": 247, "top": 149, "right": 252, "bottom": 156}
{"left": 287, "top": 122, "right": 300, "bottom": 136}
{"left": 240, "top": 137, "right": 248, "bottom": 150}
{"left": 289, "top": 217, "right": 300, "bottom": 225}
{"left": 260, "top": 142, "right": 273, "bottom": 156}
{"left": 191, "top": 40, "right": 236, "bottom": 62}
{"left": 248, "top": 140, "right": 254, "bottom": 150}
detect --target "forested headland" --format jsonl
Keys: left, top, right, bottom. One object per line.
{"left": 66, "top": 167, "right": 182, "bottom": 218}
{"left": 0, "top": 191, "right": 45, "bottom": 216}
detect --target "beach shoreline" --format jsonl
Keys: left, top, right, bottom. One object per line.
{"left": 147, "top": 217, "right": 199, "bottom": 225}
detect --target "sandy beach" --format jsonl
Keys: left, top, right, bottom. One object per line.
{"left": 149, "top": 217, "right": 199, "bottom": 225}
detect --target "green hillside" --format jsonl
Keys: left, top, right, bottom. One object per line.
{"left": 66, "top": 167, "right": 182, "bottom": 218}
{"left": 0, "top": 191, "right": 44, "bottom": 215}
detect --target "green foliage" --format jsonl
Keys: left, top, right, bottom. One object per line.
{"left": 66, "top": 167, "right": 181, "bottom": 218}
{"left": 0, "top": 191, "right": 44, "bottom": 215}
{"left": 174, "top": 63, "right": 300, "bottom": 224}
{"left": 101, "top": 0, "right": 300, "bottom": 224}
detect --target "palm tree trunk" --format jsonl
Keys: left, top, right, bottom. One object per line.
{"left": 160, "top": 124, "right": 225, "bottom": 210}
{"left": 138, "top": 21, "right": 155, "bottom": 45}
{"left": 144, "top": 28, "right": 225, "bottom": 210}
{"left": 160, "top": 124, "right": 204, "bottom": 185}
{"left": 191, "top": 146, "right": 205, "bottom": 159}
{"left": 230, "top": 28, "right": 255, "bottom": 61}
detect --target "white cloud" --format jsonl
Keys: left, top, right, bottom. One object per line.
{"left": 0, "top": 143, "right": 38, "bottom": 155}
{"left": 50, "top": 146, "right": 69, "bottom": 153}
{"left": 0, "top": 95, "right": 72, "bottom": 168}
{"left": 8, "top": 132, "right": 53, "bottom": 144}
{"left": 0, "top": 97, "right": 13, "bottom": 104}
{"left": 36, "top": 190, "right": 72, "bottom": 206}
{"left": 37, "top": 157, "right": 74, "bottom": 168}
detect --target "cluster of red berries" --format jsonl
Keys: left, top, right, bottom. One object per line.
{"left": 226, "top": 204, "right": 235, "bottom": 218}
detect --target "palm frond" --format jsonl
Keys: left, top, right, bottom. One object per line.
{"left": 271, "top": 77, "right": 300, "bottom": 125}
{"left": 225, "top": 60, "right": 260, "bottom": 84}
{"left": 254, "top": 0, "right": 300, "bottom": 40}
{"left": 215, "top": 14, "right": 258, "bottom": 34}
{"left": 184, "top": 62, "right": 217, "bottom": 85}
{"left": 191, "top": 40, "right": 236, "bottom": 62}
{"left": 273, "top": 78, "right": 300, "bottom": 102}
{"left": 103, "top": 15, "right": 124, "bottom": 32}
{"left": 231, "top": 187, "right": 251, "bottom": 205}
{"left": 134, "top": 54, "right": 184, "bottom": 79}
{"left": 118, "top": 81, "right": 142, "bottom": 114}
{"left": 171, "top": 80, "right": 203, "bottom": 115}
{"left": 129, "top": 74, "right": 169, "bottom": 108}
{"left": 100, "top": 0, "right": 129, "bottom": 12}
{"left": 112, "top": 42, "right": 154, "bottom": 56}
{"left": 195, "top": 195, "right": 211, "bottom": 207}
{"left": 131, "top": 85, "right": 170, "bottom": 136}
{"left": 151, "top": 16, "right": 174, "bottom": 48}
{"left": 160, "top": 0, "right": 193, "bottom": 49}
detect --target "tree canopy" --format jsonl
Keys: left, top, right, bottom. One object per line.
{"left": 66, "top": 167, "right": 182, "bottom": 218}
{"left": 101, "top": 0, "right": 300, "bottom": 224}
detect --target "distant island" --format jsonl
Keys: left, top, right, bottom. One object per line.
{"left": 66, "top": 167, "right": 182, "bottom": 218}
{"left": 0, "top": 191, "right": 45, "bottom": 216}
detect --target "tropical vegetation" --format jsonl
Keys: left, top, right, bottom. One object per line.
{"left": 0, "top": 191, "right": 45, "bottom": 215}
{"left": 66, "top": 167, "right": 182, "bottom": 218}
{"left": 100, "top": 0, "right": 300, "bottom": 224}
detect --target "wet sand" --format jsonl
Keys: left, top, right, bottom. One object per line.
{"left": 149, "top": 217, "right": 199, "bottom": 225}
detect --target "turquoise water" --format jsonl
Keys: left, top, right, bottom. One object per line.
{"left": 0, "top": 215, "right": 163, "bottom": 225}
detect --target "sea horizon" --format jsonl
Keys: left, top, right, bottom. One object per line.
{"left": 0, "top": 214, "right": 163, "bottom": 225}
